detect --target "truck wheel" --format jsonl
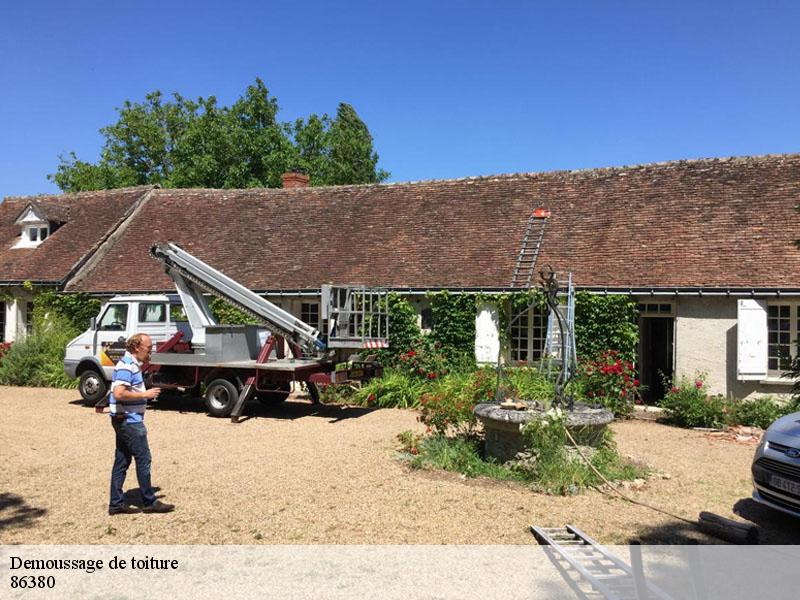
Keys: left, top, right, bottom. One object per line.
{"left": 256, "top": 382, "right": 291, "bottom": 406}
{"left": 204, "top": 378, "right": 240, "bottom": 417}
{"left": 79, "top": 369, "right": 107, "bottom": 405}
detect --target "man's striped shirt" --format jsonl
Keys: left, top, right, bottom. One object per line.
{"left": 109, "top": 351, "right": 147, "bottom": 423}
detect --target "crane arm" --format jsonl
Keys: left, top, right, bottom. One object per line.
{"left": 150, "top": 243, "right": 326, "bottom": 354}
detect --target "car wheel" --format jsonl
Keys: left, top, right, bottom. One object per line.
{"left": 79, "top": 369, "right": 107, "bottom": 405}
{"left": 204, "top": 378, "right": 240, "bottom": 417}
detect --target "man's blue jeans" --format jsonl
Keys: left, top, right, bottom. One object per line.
{"left": 109, "top": 419, "right": 156, "bottom": 508}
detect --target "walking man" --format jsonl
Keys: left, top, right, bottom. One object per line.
{"left": 108, "top": 333, "right": 174, "bottom": 515}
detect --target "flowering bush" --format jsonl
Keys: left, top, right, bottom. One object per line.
{"left": 390, "top": 337, "right": 451, "bottom": 382}
{"left": 0, "top": 342, "right": 13, "bottom": 362}
{"left": 578, "top": 350, "right": 640, "bottom": 418}
{"left": 660, "top": 373, "right": 726, "bottom": 428}
{"left": 417, "top": 369, "right": 495, "bottom": 435}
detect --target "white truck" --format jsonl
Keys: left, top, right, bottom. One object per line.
{"left": 65, "top": 243, "right": 388, "bottom": 421}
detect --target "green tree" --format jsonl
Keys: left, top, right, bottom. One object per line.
{"left": 50, "top": 79, "right": 389, "bottom": 192}
{"left": 327, "top": 103, "right": 389, "bottom": 185}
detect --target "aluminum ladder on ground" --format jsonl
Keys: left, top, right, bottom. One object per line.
{"left": 511, "top": 209, "right": 549, "bottom": 289}
{"left": 531, "top": 525, "right": 675, "bottom": 600}
{"left": 542, "top": 272, "right": 577, "bottom": 380}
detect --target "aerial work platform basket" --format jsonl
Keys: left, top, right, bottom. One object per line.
{"left": 321, "top": 284, "right": 390, "bottom": 350}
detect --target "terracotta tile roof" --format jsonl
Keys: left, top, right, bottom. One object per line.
{"left": 0, "top": 187, "right": 153, "bottom": 284}
{"left": 24, "top": 199, "right": 71, "bottom": 223}
{"left": 65, "top": 154, "right": 800, "bottom": 294}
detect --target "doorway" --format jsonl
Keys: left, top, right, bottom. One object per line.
{"left": 639, "top": 316, "right": 674, "bottom": 403}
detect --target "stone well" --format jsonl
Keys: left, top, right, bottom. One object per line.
{"left": 473, "top": 402, "right": 614, "bottom": 463}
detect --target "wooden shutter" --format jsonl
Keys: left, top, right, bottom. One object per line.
{"left": 737, "top": 299, "right": 768, "bottom": 381}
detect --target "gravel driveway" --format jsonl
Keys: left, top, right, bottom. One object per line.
{"left": 1, "top": 386, "right": 797, "bottom": 544}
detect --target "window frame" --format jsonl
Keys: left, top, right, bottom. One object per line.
{"left": 766, "top": 301, "right": 799, "bottom": 377}
{"left": 98, "top": 303, "right": 129, "bottom": 332}
{"left": 508, "top": 303, "right": 548, "bottom": 363}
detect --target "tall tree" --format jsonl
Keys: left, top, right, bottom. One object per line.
{"left": 49, "top": 79, "right": 389, "bottom": 192}
{"left": 327, "top": 103, "right": 389, "bottom": 185}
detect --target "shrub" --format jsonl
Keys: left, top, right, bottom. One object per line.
{"left": 514, "top": 409, "right": 647, "bottom": 494}
{"left": 418, "top": 372, "right": 483, "bottom": 436}
{"left": 727, "top": 396, "right": 799, "bottom": 429}
{"left": 577, "top": 350, "right": 640, "bottom": 418}
{"left": 351, "top": 370, "right": 424, "bottom": 409}
{"left": 504, "top": 366, "right": 555, "bottom": 403}
{"left": 397, "top": 431, "right": 520, "bottom": 481}
{"left": 660, "top": 374, "right": 726, "bottom": 428}
{"left": 391, "top": 337, "right": 452, "bottom": 381}
{"left": 0, "top": 314, "right": 78, "bottom": 389}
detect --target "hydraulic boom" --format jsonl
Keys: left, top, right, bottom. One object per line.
{"left": 150, "top": 243, "right": 326, "bottom": 354}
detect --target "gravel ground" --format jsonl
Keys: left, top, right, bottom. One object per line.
{"left": 2, "top": 386, "right": 799, "bottom": 545}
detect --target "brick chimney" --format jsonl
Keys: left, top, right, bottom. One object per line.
{"left": 281, "top": 171, "right": 310, "bottom": 189}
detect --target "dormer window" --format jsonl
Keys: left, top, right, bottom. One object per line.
{"left": 25, "top": 225, "right": 49, "bottom": 244}
{"left": 12, "top": 201, "right": 66, "bottom": 249}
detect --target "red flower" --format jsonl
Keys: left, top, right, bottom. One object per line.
{"left": 427, "top": 372, "right": 437, "bottom": 379}
{"left": 587, "top": 391, "right": 594, "bottom": 398}
{"left": 367, "top": 393, "right": 376, "bottom": 404}
{"left": 410, "top": 447, "right": 418, "bottom": 455}
{"left": 695, "top": 380, "right": 704, "bottom": 389}
{"left": 671, "top": 387, "right": 679, "bottom": 394}
{"left": 407, "top": 350, "right": 416, "bottom": 357}
{"left": 633, "top": 379, "right": 640, "bottom": 386}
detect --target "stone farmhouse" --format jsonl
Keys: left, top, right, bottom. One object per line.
{"left": 1, "top": 154, "right": 799, "bottom": 401}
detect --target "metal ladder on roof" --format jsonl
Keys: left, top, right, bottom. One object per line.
{"left": 531, "top": 525, "right": 677, "bottom": 600}
{"left": 511, "top": 209, "right": 549, "bottom": 288}
{"left": 542, "top": 272, "right": 578, "bottom": 381}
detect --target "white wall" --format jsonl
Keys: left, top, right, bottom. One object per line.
{"left": 675, "top": 296, "right": 793, "bottom": 399}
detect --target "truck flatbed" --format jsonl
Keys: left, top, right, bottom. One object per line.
{"left": 151, "top": 353, "right": 332, "bottom": 373}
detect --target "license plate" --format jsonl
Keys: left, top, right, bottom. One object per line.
{"left": 770, "top": 474, "right": 800, "bottom": 496}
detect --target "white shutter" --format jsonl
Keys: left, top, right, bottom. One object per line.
{"left": 737, "top": 299, "right": 768, "bottom": 381}
{"left": 474, "top": 304, "right": 499, "bottom": 364}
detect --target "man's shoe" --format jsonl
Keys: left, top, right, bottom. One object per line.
{"left": 108, "top": 504, "right": 142, "bottom": 515}
{"left": 143, "top": 500, "right": 175, "bottom": 513}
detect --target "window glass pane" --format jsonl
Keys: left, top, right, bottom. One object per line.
{"left": 28, "top": 227, "right": 38, "bottom": 242}
{"left": 768, "top": 304, "right": 793, "bottom": 374}
{"left": 98, "top": 304, "right": 128, "bottom": 331}
{"left": 659, "top": 304, "right": 671, "bottom": 313}
{"left": 25, "top": 302, "right": 34, "bottom": 335}
{"left": 301, "top": 303, "right": 319, "bottom": 327}
{"left": 40, "top": 227, "right": 48, "bottom": 240}
{"left": 138, "top": 303, "right": 166, "bottom": 323}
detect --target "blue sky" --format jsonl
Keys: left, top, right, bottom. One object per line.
{"left": 1, "top": 1, "right": 798, "bottom": 197}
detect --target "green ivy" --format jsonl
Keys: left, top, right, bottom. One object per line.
{"left": 209, "top": 297, "right": 259, "bottom": 325}
{"left": 32, "top": 290, "right": 101, "bottom": 333}
{"left": 574, "top": 292, "right": 639, "bottom": 362}
{"left": 428, "top": 291, "right": 476, "bottom": 369}
{"left": 382, "top": 293, "right": 420, "bottom": 359}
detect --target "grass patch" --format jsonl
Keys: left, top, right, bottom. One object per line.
{"left": 397, "top": 422, "right": 648, "bottom": 496}
{"left": 400, "top": 432, "right": 523, "bottom": 481}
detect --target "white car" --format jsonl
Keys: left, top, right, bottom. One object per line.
{"left": 752, "top": 411, "right": 800, "bottom": 517}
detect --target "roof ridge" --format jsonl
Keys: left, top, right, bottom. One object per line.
{"left": 147, "top": 152, "right": 800, "bottom": 195}
{"left": 3, "top": 184, "right": 158, "bottom": 203}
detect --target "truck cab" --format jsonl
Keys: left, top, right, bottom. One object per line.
{"left": 64, "top": 295, "right": 180, "bottom": 403}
